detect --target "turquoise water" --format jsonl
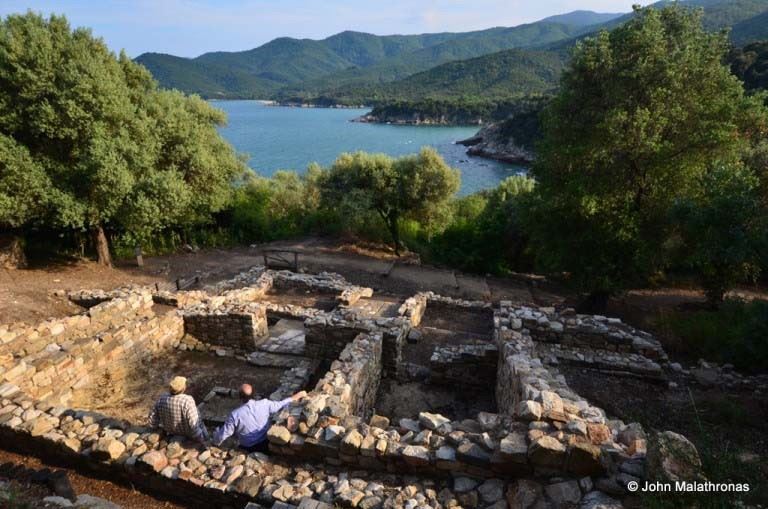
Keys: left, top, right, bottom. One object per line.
{"left": 214, "top": 100, "right": 524, "bottom": 196}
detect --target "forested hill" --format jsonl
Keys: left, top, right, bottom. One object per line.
{"left": 136, "top": 0, "right": 768, "bottom": 103}
{"left": 729, "top": 41, "right": 768, "bottom": 91}
{"left": 295, "top": 49, "right": 567, "bottom": 105}
{"left": 135, "top": 12, "right": 614, "bottom": 99}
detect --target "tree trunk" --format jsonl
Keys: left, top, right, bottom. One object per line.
{"left": 387, "top": 216, "right": 401, "bottom": 256}
{"left": 92, "top": 225, "right": 113, "bottom": 267}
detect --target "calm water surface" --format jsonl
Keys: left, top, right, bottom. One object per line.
{"left": 214, "top": 100, "right": 524, "bottom": 196}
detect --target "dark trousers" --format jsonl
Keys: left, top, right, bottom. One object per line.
{"left": 240, "top": 440, "right": 269, "bottom": 454}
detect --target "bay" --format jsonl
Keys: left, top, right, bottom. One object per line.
{"left": 214, "top": 100, "right": 525, "bottom": 196}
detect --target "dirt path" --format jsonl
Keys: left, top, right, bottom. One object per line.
{"left": 1, "top": 238, "right": 539, "bottom": 325}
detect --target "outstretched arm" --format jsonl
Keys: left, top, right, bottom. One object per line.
{"left": 213, "top": 413, "right": 237, "bottom": 446}
{"left": 267, "top": 391, "right": 307, "bottom": 414}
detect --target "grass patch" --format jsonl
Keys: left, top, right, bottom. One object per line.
{"left": 654, "top": 298, "right": 768, "bottom": 372}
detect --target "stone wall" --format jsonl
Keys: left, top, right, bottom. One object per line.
{"left": 398, "top": 292, "right": 492, "bottom": 327}
{"left": 499, "top": 303, "right": 666, "bottom": 380}
{"left": 429, "top": 343, "right": 498, "bottom": 389}
{"left": 1, "top": 292, "right": 154, "bottom": 360}
{"left": 183, "top": 303, "right": 268, "bottom": 351}
{"left": 0, "top": 295, "right": 182, "bottom": 406}
{"left": 0, "top": 270, "right": 689, "bottom": 508}
{"left": 271, "top": 271, "right": 372, "bottom": 305}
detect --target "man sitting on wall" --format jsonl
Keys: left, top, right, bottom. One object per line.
{"left": 149, "top": 376, "right": 209, "bottom": 443}
{"left": 213, "top": 384, "right": 307, "bottom": 453}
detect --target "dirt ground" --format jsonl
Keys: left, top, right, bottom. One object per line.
{"left": 374, "top": 379, "right": 497, "bottom": 422}
{"left": 419, "top": 305, "right": 494, "bottom": 336}
{"left": 70, "top": 351, "right": 287, "bottom": 425}
{"left": 0, "top": 448, "right": 184, "bottom": 509}
{"left": 559, "top": 366, "right": 768, "bottom": 506}
{"left": 264, "top": 287, "right": 338, "bottom": 311}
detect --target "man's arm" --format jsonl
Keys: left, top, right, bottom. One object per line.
{"left": 267, "top": 398, "right": 293, "bottom": 414}
{"left": 267, "top": 390, "right": 307, "bottom": 413}
{"left": 213, "top": 413, "right": 237, "bottom": 446}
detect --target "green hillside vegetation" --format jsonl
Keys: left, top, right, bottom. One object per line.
{"left": 136, "top": 20, "right": 593, "bottom": 100}
{"left": 730, "top": 41, "right": 768, "bottom": 91}
{"left": 543, "top": 0, "right": 768, "bottom": 51}
{"left": 295, "top": 48, "right": 566, "bottom": 106}
{"left": 382, "top": 48, "right": 565, "bottom": 99}
{"left": 540, "top": 10, "right": 623, "bottom": 26}
{"left": 134, "top": 0, "right": 768, "bottom": 109}
{"left": 730, "top": 11, "right": 768, "bottom": 46}
{"left": 137, "top": 53, "right": 274, "bottom": 98}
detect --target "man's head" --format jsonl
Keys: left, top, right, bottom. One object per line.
{"left": 169, "top": 376, "right": 187, "bottom": 395}
{"left": 239, "top": 383, "right": 253, "bottom": 403}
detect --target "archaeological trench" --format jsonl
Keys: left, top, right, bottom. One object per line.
{"left": 0, "top": 267, "right": 707, "bottom": 508}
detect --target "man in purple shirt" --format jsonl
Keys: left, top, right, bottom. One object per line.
{"left": 213, "top": 384, "right": 307, "bottom": 453}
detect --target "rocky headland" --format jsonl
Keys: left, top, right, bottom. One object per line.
{"left": 458, "top": 122, "right": 535, "bottom": 165}
{"left": 458, "top": 105, "right": 544, "bottom": 165}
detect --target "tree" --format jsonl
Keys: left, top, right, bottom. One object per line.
{"left": 0, "top": 12, "right": 244, "bottom": 265}
{"left": 527, "top": 4, "right": 768, "bottom": 308}
{"left": 320, "top": 148, "right": 460, "bottom": 255}
{"left": 671, "top": 163, "right": 765, "bottom": 306}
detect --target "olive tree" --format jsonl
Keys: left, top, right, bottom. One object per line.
{"left": 321, "top": 148, "right": 460, "bottom": 255}
{"left": 527, "top": 4, "right": 768, "bottom": 308}
{"left": 0, "top": 13, "right": 245, "bottom": 265}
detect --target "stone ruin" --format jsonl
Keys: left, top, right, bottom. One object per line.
{"left": 0, "top": 266, "right": 701, "bottom": 509}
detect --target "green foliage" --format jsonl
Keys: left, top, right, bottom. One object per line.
{"left": 0, "top": 12, "right": 245, "bottom": 261}
{"left": 229, "top": 167, "right": 323, "bottom": 242}
{"left": 320, "top": 148, "right": 460, "bottom": 254}
{"left": 366, "top": 96, "right": 548, "bottom": 124}
{"left": 729, "top": 41, "right": 768, "bottom": 92}
{"left": 410, "top": 175, "right": 535, "bottom": 273}
{"left": 670, "top": 164, "right": 765, "bottom": 304}
{"left": 136, "top": 0, "right": 768, "bottom": 104}
{"left": 528, "top": 4, "right": 768, "bottom": 299}
{"left": 655, "top": 299, "right": 768, "bottom": 372}
{"left": 137, "top": 21, "right": 591, "bottom": 101}
{"left": 328, "top": 49, "right": 565, "bottom": 105}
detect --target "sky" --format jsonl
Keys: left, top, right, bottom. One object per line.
{"left": 1, "top": 0, "right": 654, "bottom": 58}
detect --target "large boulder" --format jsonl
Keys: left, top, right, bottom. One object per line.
{"left": 647, "top": 431, "right": 705, "bottom": 482}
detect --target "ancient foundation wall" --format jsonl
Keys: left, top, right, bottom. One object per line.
{"left": 183, "top": 303, "right": 268, "bottom": 350}
{"left": 0, "top": 272, "right": 679, "bottom": 508}
{"left": 429, "top": 343, "right": 498, "bottom": 388}
{"left": 1, "top": 293, "right": 154, "bottom": 356}
{"left": 0, "top": 296, "right": 182, "bottom": 406}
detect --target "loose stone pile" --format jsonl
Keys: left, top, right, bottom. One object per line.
{"left": 0, "top": 267, "right": 710, "bottom": 509}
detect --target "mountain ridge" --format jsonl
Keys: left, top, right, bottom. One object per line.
{"left": 135, "top": 2, "right": 768, "bottom": 101}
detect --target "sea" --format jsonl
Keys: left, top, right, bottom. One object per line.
{"left": 214, "top": 100, "right": 525, "bottom": 196}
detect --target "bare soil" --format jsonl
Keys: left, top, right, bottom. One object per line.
{"left": 560, "top": 366, "right": 768, "bottom": 506}
{"left": 71, "top": 351, "right": 286, "bottom": 425}
{"left": 374, "top": 379, "right": 496, "bottom": 422}
{"left": 345, "top": 295, "right": 403, "bottom": 318}
{"left": 264, "top": 287, "right": 338, "bottom": 311}
{"left": 419, "top": 305, "right": 495, "bottom": 337}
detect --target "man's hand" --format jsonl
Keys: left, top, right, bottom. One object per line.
{"left": 291, "top": 390, "right": 308, "bottom": 401}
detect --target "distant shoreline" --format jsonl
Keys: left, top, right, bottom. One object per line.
{"left": 208, "top": 98, "right": 369, "bottom": 109}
